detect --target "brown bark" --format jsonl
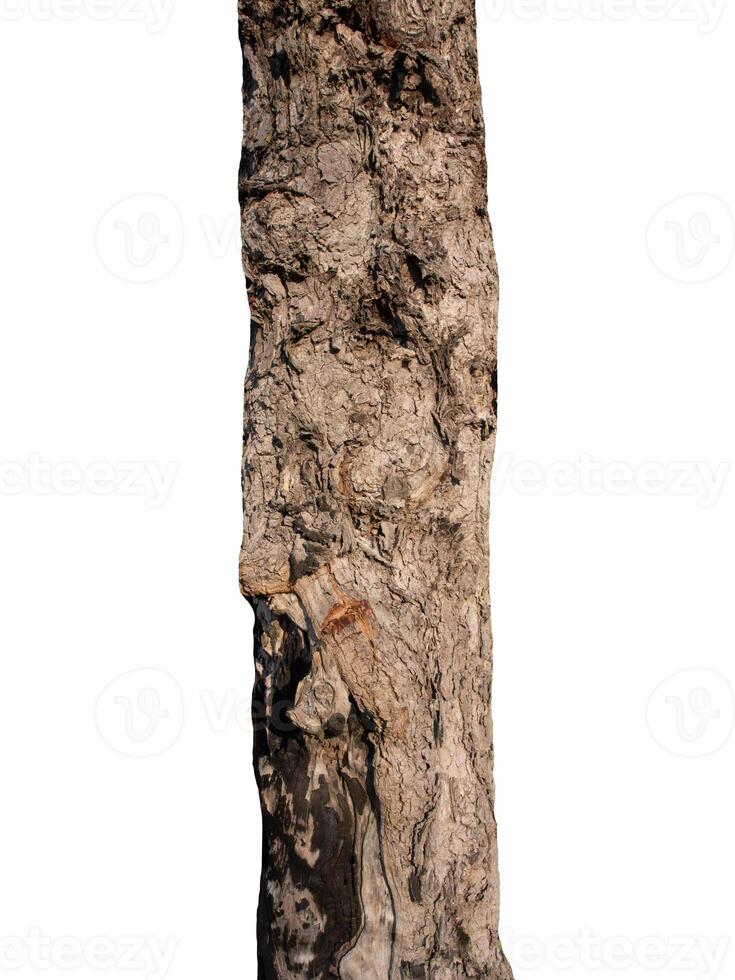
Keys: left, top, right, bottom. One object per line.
{"left": 239, "top": 1, "right": 512, "bottom": 977}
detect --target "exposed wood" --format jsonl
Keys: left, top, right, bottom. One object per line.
{"left": 239, "top": 0, "right": 512, "bottom": 976}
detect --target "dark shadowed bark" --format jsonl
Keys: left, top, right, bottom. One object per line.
{"left": 239, "top": 0, "right": 512, "bottom": 976}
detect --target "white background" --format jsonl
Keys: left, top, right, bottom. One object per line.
{"left": 1, "top": 1, "right": 733, "bottom": 978}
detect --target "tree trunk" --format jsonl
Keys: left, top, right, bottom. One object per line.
{"left": 239, "top": 0, "right": 512, "bottom": 976}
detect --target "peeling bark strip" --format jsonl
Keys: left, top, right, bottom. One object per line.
{"left": 239, "top": 0, "right": 512, "bottom": 976}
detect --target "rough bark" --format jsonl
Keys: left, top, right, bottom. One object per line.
{"left": 239, "top": 1, "right": 512, "bottom": 977}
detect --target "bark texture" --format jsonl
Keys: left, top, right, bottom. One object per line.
{"left": 239, "top": 1, "right": 511, "bottom": 976}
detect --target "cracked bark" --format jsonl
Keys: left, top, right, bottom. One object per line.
{"left": 239, "top": 1, "right": 512, "bottom": 977}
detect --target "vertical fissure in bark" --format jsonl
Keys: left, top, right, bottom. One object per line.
{"left": 240, "top": 0, "right": 514, "bottom": 976}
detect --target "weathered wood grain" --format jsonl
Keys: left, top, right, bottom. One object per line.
{"left": 239, "top": 1, "right": 513, "bottom": 975}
